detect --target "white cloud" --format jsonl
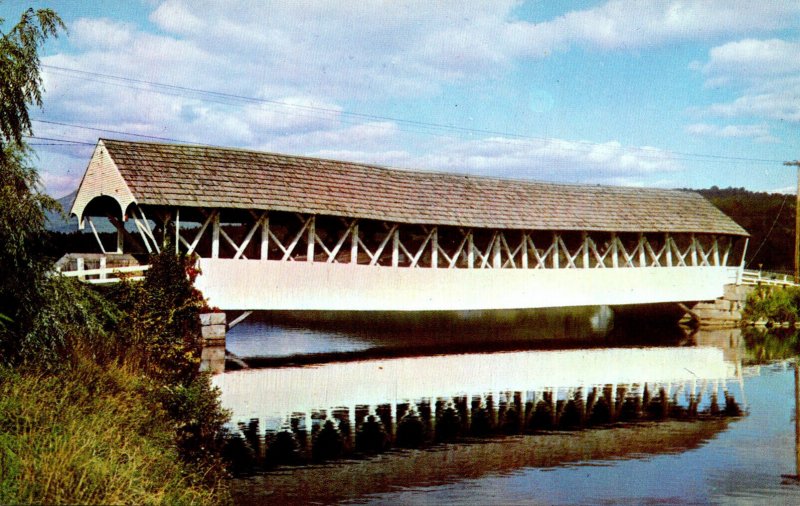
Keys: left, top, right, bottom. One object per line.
{"left": 506, "top": 1, "right": 799, "bottom": 55}
{"left": 685, "top": 123, "right": 778, "bottom": 143}
{"left": 377, "top": 137, "right": 682, "bottom": 184}
{"left": 32, "top": 1, "right": 800, "bottom": 195}
{"left": 692, "top": 38, "right": 800, "bottom": 124}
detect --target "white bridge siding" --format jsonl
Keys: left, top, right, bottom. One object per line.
{"left": 195, "top": 258, "right": 737, "bottom": 311}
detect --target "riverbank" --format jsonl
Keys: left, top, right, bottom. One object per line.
{"left": 0, "top": 359, "right": 228, "bottom": 505}
{"left": 742, "top": 284, "right": 800, "bottom": 328}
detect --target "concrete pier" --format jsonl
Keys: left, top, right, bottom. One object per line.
{"left": 200, "top": 312, "right": 226, "bottom": 374}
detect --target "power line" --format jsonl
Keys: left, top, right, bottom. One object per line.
{"left": 32, "top": 119, "right": 206, "bottom": 145}
{"left": 40, "top": 64, "right": 787, "bottom": 166}
{"left": 22, "top": 134, "right": 95, "bottom": 145}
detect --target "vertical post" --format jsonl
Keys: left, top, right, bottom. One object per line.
{"left": 261, "top": 213, "right": 269, "bottom": 261}
{"left": 306, "top": 216, "right": 315, "bottom": 262}
{"left": 174, "top": 208, "right": 180, "bottom": 254}
{"left": 431, "top": 227, "right": 438, "bottom": 268}
{"left": 690, "top": 234, "right": 698, "bottom": 266}
{"left": 211, "top": 211, "right": 220, "bottom": 259}
{"left": 611, "top": 233, "right": 619, "bottom": 268}
{"left": 492, "top": 232, "right": 501, "bottom": 269}
{"left": 200, "top": 312, "right": 226, "bottom": 374}
{"left": 665, "top": 234, "right": 673, "bottom": 267}
{"left": 116, "top": 222, "right": 124, "bottom": 254}
{"left": 351, "top": 222, "right": 359, "bottom": 264}
{"left": 795, "top": 362, "right": 800, "bottom": 478}
{"left": 582, "top": 232, "right": 590, "bottom": 268}
{"left": 99, "top": 255, "right": 106, "bottom": 281}
{"left": 76, "top": 256, "right": 85, "bottom": 282}
{"left": 786, "top": 161, "right": 800, "bottom": 284}
{"left": 552, "top": 233, "right": 560, "bottom": 269}
{"left": 638, "top": 233, "right": 647, "bottom": 267}
{"left": 712, "top": 235, "right": 720, "bottom": 266}
{"left": 521, "top": 233, "right": 529, "bottom": 269}
{"left": 392, "top": 227, "right": 399, "bottom": 267}
{"left": 467, "top": 231, "right": 474, "bottom": 269}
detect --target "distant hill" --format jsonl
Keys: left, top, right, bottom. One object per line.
{"left": 694, "top": 186, "right": 793, "bottom": 273}
{"left": 46, "top": 190, "right": 79, "bottom": 233}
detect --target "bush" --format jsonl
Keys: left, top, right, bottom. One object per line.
{"left": 742, "top": 285, "right": 800, "bottom": 324}
{"left": 17, "top": 276, "right": 120, "bottom": 368}
{"left": 109, "top": 249, "right": 206, "bottom": 384}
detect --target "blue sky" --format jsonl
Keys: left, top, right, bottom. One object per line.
{"left": 3, "top": 1, "right": 799, "bottom": 197}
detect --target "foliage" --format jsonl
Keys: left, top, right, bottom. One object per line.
{"left": 108, "top": 247, "right": 229, "bottom": 473}
{"left": 0, "top": 5, "right": 63, "bottom": 360}
{"left": 742, "top": 285, "right": 800, "bottom": 324}
{"left": 0, "top": 7, "right": 64, "bottom": 150}
{"left": 0, "top": 145, "right": 60, "bottom": 361}
{"left": 696, "top": 186, "right": 793, "bottom": 273}
{"left": 18, "top": 275, "right": 120, "bottom": 367}
{"left": 0, "top": 5, "right": 228, "bottom": 501}
{"left": 0, "top": 361, "right": 227, "bottom": 505}
{"left": 110, "top": 247, "right": 206, "bottom": 384}
{"left": 742, "top": 327, "right": 800, "bottom": 364}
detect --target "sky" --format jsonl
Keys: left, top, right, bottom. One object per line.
{"left": 2, "top": 0, "right": 799, "bottom": 198}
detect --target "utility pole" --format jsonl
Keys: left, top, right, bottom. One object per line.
{"left": 785, "top": 160, "right": 800, "bottom": 284}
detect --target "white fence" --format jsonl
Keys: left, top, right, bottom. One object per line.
{"left": 740, "top": 269, "right": 797, "bottom": 287}
{"left": 55, "top": 253, "right": 149, "bottom": 284}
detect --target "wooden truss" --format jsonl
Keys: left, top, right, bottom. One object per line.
{"left": 130, "top": 207, "right": 736, "bottom": 270}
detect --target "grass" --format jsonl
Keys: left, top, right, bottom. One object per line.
{"left": 0, "top": 359, "right": 228, "bottom": 505}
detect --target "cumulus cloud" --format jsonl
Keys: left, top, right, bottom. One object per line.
{"left": 32, "top": 1, "right": 800, "bottom": 195}
{"left": 325, "top": 136, "right": 684, "bottom": 186}
{"left": 692, "top": 38, "right": 800, "bottom": 124}
{"left": 685, "top": 123, "right": 778, "bottom": 143}
{"left": 505, "top": 1, "right": 799, "bottom": 54}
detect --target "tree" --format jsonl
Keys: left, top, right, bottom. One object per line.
{"left": 0, "top": 7, "right": 64, "bottom": 151}
{"left": 0, "top": 7, "right": 64, "bottom": 360}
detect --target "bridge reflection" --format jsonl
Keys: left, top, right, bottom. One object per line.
{"left": 215, "top": 345, "right": 745, "bottom": 476}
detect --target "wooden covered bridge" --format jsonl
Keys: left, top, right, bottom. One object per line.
{"left": 67, "top": 139, "right": 748, "bottom": 313}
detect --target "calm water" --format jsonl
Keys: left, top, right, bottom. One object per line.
{"left": 218, "top": 309, "right": 800, "bottom": 504}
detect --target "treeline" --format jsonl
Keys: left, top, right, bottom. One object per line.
{"left": 695, "top": 186, "right": 794, "bottom": 273}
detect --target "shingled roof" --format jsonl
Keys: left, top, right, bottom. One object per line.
{"left": 71, "top": 139, "right": 748, "bottom": 236}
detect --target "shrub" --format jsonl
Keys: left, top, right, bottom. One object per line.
{"left": 742, "top": 285, "right": 800, "bottom": 324}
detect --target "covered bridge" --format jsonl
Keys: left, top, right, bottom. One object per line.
{"left": 69, "top": 138, "right": 748, "bottom": 312}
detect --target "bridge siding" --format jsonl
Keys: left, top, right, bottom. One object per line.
{"left": 194, "top": 259, "right": 736, "bottom": 311}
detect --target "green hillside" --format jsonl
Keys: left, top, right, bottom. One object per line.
{"left": 696, "top": 187, "right": 793, "bottom": 274}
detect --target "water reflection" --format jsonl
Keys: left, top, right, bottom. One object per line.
{"left": 225, "top": 306, "right": 698, "bottom": 367}
{"left": 218, "top": 314, "right": 792, "bottom": 505}
{"left": 215, "top": 347, "right": 744, "bottom": 481}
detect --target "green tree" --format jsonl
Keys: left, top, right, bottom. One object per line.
{"left": 0, "top": 7, "right": 64, "bottom": 360}
{"left": 0, "top": 7, "right": 64, "bottom": 151}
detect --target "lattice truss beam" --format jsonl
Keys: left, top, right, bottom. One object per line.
{"left": 131, "top": 207, "right": 735, "bottom": 269}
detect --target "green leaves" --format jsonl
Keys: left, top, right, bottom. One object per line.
{"left": 0, "top": 6, "right": 64, "bottom": 361}
{"left": 0, "top": 7, "right": 64, "bottom": 148}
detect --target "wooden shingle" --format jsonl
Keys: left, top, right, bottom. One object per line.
{"left": 100, "top": 139, "right": 748, "bottom": 236}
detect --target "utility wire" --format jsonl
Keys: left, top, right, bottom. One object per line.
{"left": 22, "top": 134, "right": 95, "bottom": 145}
{"left": 746, "top": 193, "right": 790, "bottom": 268}
{"left": 40, "top": 64, "right": 786, "bottom": 166}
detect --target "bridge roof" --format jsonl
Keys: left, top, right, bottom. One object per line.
{"left": 72, "top": 139, "right": 747, "bottom": 236}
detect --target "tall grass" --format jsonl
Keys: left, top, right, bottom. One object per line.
{"left": 0, "top": 360, "right": 228, "bottom": 505}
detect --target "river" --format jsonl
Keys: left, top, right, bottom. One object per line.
{"left": 215, "top": 308, "right": 800, "bottom": 504}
